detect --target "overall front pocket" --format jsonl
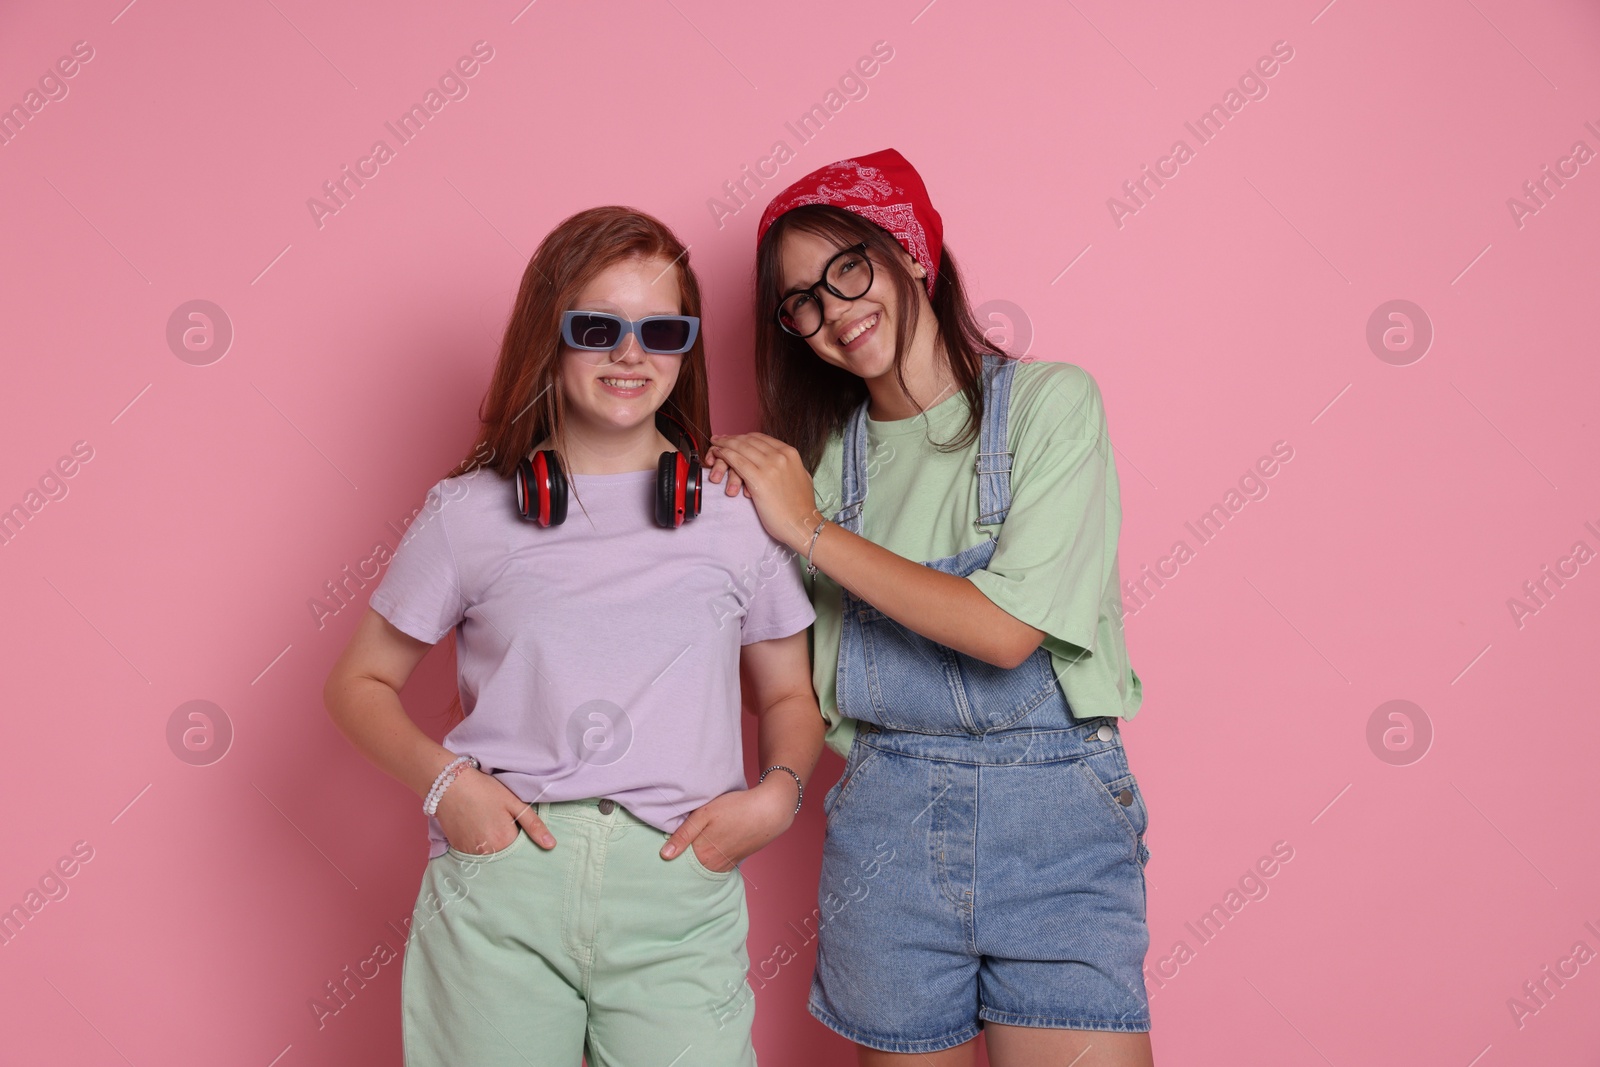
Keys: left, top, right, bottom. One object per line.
{"left": 854, "top": 608, "right": 973, "bottom": 734}
{"left": 856, "top": 605, "right": 1059, "bottom": 734}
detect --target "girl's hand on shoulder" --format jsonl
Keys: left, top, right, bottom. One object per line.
{"left": 659, "top": 775, "right": 799, "bottom": 872}
{"left": 706, "top": 432, "right": 820, "bottom": 553}
{"left": 702, "top": 444, "right": 750, "bottom": 499}
{"left": 435, "top": 767, "right": 557, "bottom": 853}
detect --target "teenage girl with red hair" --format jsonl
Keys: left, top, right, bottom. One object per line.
{"left": 326, "top": 206, "right": 823, "bottom": 1066}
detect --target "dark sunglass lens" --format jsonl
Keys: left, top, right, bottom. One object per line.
{"left": 828, "top": 250, "right": 872, "bottom": 298}
{"left": 569, "top": 313, "right": 622, "bottom": 349}
{"left": 639, "top": 318, "right": 692, "bottom": 352}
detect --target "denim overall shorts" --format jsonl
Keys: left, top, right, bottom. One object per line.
{"left": 807, "top": 352, "right": 1152, "bottom": 1054}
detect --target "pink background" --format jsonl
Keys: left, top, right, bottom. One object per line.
{"left": 3, "top": 0, "right": 1598, "bottom": 1063}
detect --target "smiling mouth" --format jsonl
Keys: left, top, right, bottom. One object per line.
{"left": 837, "top": 313, "right": 879, "bottom": 345}
{"left": 599, "top": 377, "right": 650, "bottom": 388}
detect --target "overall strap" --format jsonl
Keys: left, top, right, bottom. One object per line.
{"left": 834, "top": 351, "right": 1020, "bottom": 535}
{"left": 833, "top": 396, "right": 871, "bottom": 535}
{"left": 975, "top": 351, "right": 1019, "bottom": 528}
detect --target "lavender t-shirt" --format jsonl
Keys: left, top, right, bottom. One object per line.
{"left": 368, "top": 465, "right": 816, "bottom": 859}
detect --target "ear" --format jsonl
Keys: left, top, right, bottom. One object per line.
{"left": 895, "top": 246, "right": 926, "bottom": 279}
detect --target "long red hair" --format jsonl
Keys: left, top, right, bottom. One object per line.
{"left": 436, "top": 206, "right": 713, "bottom": 728}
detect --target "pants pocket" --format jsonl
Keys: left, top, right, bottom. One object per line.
{"left": 823, "top": 740, "right": 882, "bottom": 825}
{"left": 686, "top": 839, "right": 739, "bottom": 879}
{"left": 444, "top": 823, "right": 525, "bottom": 862}
{"left": 1072, "top": 757, "right": 1149, "bottom": 863}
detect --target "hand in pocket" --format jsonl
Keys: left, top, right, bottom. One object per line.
{"left": 435, "top": 768, "right": 556, "bottom": 853}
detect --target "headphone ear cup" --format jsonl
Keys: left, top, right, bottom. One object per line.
{"left": 518, "top": 450, "right": 567, "bottom": 526}
{"left": 683, "top": 453, "right": 702, "bottom": 522}
{"left": 655, "top": 451, "right": 681, "bottom": 528}
{"left": 541, "top": 450, "right": 568, "bottom": 526}
{"left": 515, "top": 456, "right": 535, "bottom": 520}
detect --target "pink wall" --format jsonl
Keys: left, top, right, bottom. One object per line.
{"left": 2, "top": 0, "right": 1597, "bottom": 1063}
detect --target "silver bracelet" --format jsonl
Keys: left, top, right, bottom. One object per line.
{"left": 758, "top": 765, "right": 804, "bottom": 814}
{"left": 804, "top": 517, "right": 828, "bottom": 578}
{"left": 424, "top": 755, "right": 479, "bottom": 816}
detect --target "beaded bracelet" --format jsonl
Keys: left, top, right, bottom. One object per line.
{"left": 758, "top": 765, "right": 804, "bottom": 815}
{"left": 423, "top": 755, "right": 479, "bottom": 816}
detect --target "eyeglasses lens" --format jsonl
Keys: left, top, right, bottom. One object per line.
{"left": 779, "top": 295, "right": 819, "bottom": 337}
{"left": 778, "top": 247, "right": 873, "bottom": 337}
{"left": 827, "top": 249, "right": 871, "bottom": 299}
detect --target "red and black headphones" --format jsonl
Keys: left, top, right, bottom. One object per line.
{"left": 514, "top": 409, "right": 704, "bottom": 529}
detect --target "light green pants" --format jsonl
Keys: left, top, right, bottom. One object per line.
{"left": 401, "top": 798, "right": 756, "bottom": 1066}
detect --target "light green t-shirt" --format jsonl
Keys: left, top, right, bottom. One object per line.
{"left": 805, "top": 357, "right": 1143, "bottom": 759}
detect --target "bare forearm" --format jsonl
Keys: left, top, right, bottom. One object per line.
{"left": 754, "top": 693, "right": 825, "bottom": 807}
{"left": 702, "top": 434, "right": 1041, "bottom": 668}
{"left": 796, "top": 519, "right": 1041, "bottom": 667}
{"left": 324, "top": 676, "right": 455, "bottom": 801}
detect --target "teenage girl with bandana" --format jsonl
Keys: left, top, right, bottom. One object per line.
{"left": 325, "top": 207, "right": 822, "bottom": 1067}
{"left": 707, "top": 150, "right": 1153, "bottom": 1066}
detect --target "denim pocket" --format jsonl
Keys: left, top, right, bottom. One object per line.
{"left": 823, "top": 738, "right": 881, "bottom": 824}
{"left": 854, "top": 612, "right": 1057, "bottom": 735}
{"left": 1073, "top": 757, "right": 1149, "bottom": 862}
{"left": 951, "top": 643, "right": 1062, "bottom": 733}
{"left": 854, "top": 610, "right": 966, "bottom": 733}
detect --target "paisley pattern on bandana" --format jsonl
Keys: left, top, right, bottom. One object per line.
{"left": 757, "top": 148, "right": 943, "bottom": 297}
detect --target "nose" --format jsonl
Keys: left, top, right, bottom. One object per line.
{"left": 608, "top": 330, "right": 647, "bottom": 367}
{"left": 816, "top": 287, "right": 856, "bottom": 331}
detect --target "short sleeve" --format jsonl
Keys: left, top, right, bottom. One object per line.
{"left": 368, "top": 482, "right": 466, "bottom": 644}
{"left": 966, "top": 365, "right": 1118, "bottom": 658}
{"left": 740, "top": 539, "right": 817, "bottom": 645}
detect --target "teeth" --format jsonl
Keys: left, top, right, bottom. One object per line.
{"left": 840, "top": 314, "right": 877, "bottom": 344}
{"left": 601, "top": 378, "right": 647, "bottom": 388}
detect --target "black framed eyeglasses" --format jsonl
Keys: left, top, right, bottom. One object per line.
{"left": 774, "top": 242, "right": 873, "bottom": 338}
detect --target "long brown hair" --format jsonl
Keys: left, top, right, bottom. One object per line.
{"left": 752, "top": 204, "right": 1003, "bottom": 471}
{"left": 435, "top": 205, "right": 713, "bottom": 728}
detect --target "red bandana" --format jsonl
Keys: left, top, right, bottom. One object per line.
{"left": 755, "top": 148, "right": 943, "bottom": 298}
